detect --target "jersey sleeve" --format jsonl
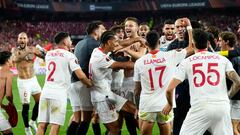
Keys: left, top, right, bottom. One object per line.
{"left": 174, "top": 60, "right": 187, "bottom": 82}
{"left": 98, "top": 55, "right": 115, "bottom": 69}
{"left": 225, "top": 58, "right": 235, "bottom": 72}
{"left": 133, "top": 60, "right": 141, "bottom": 82}
{"left": 171, "top": 49, "right": 187, "bottom": 65}
{"left": 69, "top": 53, "right": 81, "bottom": 72}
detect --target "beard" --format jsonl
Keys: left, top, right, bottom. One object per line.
{"left": 140, "top": 33, "right": 146, "bottom": 38}
{"left": 18, "top": 43, "right": 26, "bottom": 49}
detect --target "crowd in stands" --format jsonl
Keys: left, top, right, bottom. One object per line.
{"left": 0, "top": 14, "right": 240, "bottom": 51}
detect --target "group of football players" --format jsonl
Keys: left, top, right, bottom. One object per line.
{"left": 0, "top": 17, "right": 240, "bottom": 135}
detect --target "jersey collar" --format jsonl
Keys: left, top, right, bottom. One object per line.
{"left": 98, "top": 47, "right": 105, "bottom": 54}
{"left": 198, "top": 49, "right": 207, "bottom": 53}
{"left": 58, "top": 47, "right": 68, "bottom": 50}
{"left": 149, "top": 50, "right": 159, "bottom": 55}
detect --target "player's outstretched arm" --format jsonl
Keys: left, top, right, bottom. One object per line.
{"left": 120, "top": 37, "right": 146, "bottom": 47}
{"left": 115, "top": 37, "right": 146, "bottom": 52}
{"left": 110, "top": 61, "right": 134, "bottom": 70}
{"left": 74, "top": 69, "right": 93, "bottom": 87}
{"left": 123, "top": 46, "right": 147, "bottom": 59}
{"left": 6, "top": 72, "right": 14, "bottom": 104}
{"left": 226, "top": 71, "right": 240, "bottom": 98}
{"left": 163, "top": 78, "right": 182, "bottom": 115}
{"left": 32, "top": 46, "right": 46, "bottom": 59}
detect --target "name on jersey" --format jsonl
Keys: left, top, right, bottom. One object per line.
{"left": 144, "top": 58, "right": 166, "bottom": 65}
{"left": 48, "top": 52, "right": 64, "bottom": 57}
{"left": 190, "top": 55, "right": 220, "bottom": 62}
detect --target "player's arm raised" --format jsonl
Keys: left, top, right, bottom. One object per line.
{"left": 74, "top": 69, "right": 93, "bottom": 87}
{"left": 181, "top": 18, "right": 194, "bottom": 56}
{"left": 226, "top": 70, "right": 240, "bottom": 98}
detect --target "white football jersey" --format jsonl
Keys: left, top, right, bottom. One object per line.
{"left": 159, "top": 35, "right": 175, "bottom": 52}
{"left": 174, "top": 51, "right": 234, "bottom": 106}
{"left": 41, "top": 49, "right": 80, "bottom": 100}
{"left": 134, "top": 49, "right": 187, "bottom": 112}
{"left": 89, "top": 48, "right": 115, "bottom": 102}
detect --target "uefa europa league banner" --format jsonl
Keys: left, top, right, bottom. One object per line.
{"left": 11, "top": 0, "right": 240, "bottom": 12}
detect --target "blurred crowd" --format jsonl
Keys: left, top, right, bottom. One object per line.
{"left": 0, "top": 14, "right": 240, "bottom": 51}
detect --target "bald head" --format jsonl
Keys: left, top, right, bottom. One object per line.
{"left": 174, "top": 19, "right": 185, "bottom": 40}
{"left": 18, "top": 32, "right": 28, "bottom": 37}
{"left": 17, "top": 32, "right": 29, "bottom": 49}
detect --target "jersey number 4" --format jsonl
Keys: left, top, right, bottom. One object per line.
{"left": 148, "top": 66, "right": 166, "bottom": 91}
{"left": 47, "top": 61, "right": 56, "bottom": 81}
{"left": 192, "top": 63, "right": 220, "bottom": 87}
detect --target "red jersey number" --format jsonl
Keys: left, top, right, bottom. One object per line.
{"left": 193, "top": 63, "right": 220, "bottom": 87}
{"left": 47, "top": 61, "right": 56, "bottom": 82}
{"left": 148, "top": 66, "right": 166, "bottom": 91}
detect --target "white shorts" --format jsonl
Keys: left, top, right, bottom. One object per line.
{"left": 92, "top": 93, "right": 127, "bottom": 124}
{"left": 230, "top": 100, "right": 240, "bottom": 120}
{"left": 69, "top": 81, "right": 93, "bottom": 112}
{"left": 0, "top": 108, "right": 11, "bottom": 131}
{"left": 180, "top": 101, "right": 233, "bottom": 135}
{"left": 17, "top": 76, "right": 41, "bottom": 104}
{"left": 38, "top": 98, "right": 67, "bottom": 126}
{"left": 121, "top": 77, "right": 135, "bottom": 102}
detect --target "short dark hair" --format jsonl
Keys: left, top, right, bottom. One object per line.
{"left": 164, "top": 19, "right": 174, "bottom": 25}
{"left": 146, "top": 30, "right": 159, "bottom": 49}
{"left": 0, "top": 51, "right": 12, "bottom": 65}
{"left": 193, "top": 29, "right": 208, "bottom": 49}
{"left": 54, "top": 32, "right": 69, "bottom": 44}
{"left": 206, "top": 26, "right": 220, "bottom": 39}
{"left": 191, "top": 20, "right": 202, "bottom": 29}
{"left": 110, "top": 25, "right": 124, "bottom": 34}
{"left": 219, "top": 31, "right": 237, "bottom": 48}
{"left": 100, "top": 31, "right": 115, "bottom": 44}
{"left": 86, "top": 20, "right": 103, "bottom": 35}
{"left": 124, "top": 17, "right": 139, "bottom": 25}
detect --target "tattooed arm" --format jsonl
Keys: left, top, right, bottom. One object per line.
{"left": 226, "top": 71, "right": 240, "bottom": 98}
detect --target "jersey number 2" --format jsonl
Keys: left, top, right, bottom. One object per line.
{"left": 148, "top": 66, "right": 166, "bottom": 91}
{"left": 193, "top": 63, "right": 220, "bottom": 87}
{"left": 47, "top": 61, "right": 56, "bottom": 81}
